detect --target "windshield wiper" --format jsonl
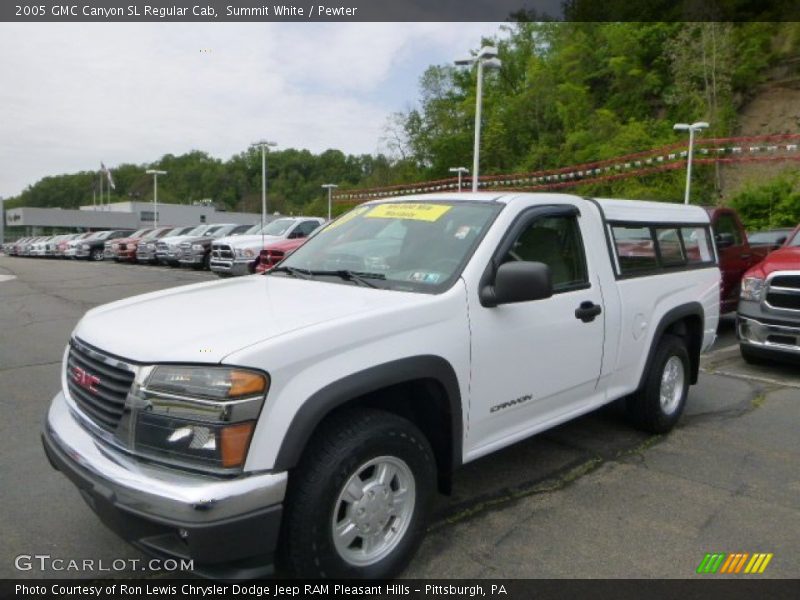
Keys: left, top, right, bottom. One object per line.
{"left": 272, "top": 267, "right": 385, "bottom": 288}
{"left": 326, "top": 270, "right": 386, "bottom": 288}
{"left": 269, "top": 266, "right": 313, "bottom": 279}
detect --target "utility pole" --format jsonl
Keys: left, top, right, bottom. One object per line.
{"left": 455, "top": 47, "right": 502, "bottom": 192}
{"left": 321, "top": 184, "right": 338, "bottom": 220}
{"left": 673, "top": 121, "right": 710, "bottom": 204}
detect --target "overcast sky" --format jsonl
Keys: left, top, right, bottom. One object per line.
{"left": 0, "top": 22, "right": 504, "bottom": 198}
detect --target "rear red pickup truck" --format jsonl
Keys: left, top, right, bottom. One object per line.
{"left": 705, "top": 207, "right": 769, "bottom": 313}
{"left": 737, "top": 224, "right": 800, "bottom": 363}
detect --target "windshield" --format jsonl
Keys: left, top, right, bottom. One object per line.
{"left": 262, "top": 219, "right": 295, "bottom": 236}
{"left": 749, "top": 230, "right": 791, "bottom": 245}
{"left": 184, "top": 225, "right": 208, "bottom": 236}
{"left": 276, "top": 201, "right": 501, "bottom": 293}
{"left": 788, "top": 229, "right": 800, "bottom": 247}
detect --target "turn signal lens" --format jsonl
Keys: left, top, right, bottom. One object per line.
{"left": 221, "top": 422, "right": 256, "bottom": 467}
{"left": 228, "top": 370, "right": 268, "bottom": 397}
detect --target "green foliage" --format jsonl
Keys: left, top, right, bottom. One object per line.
{"left": 729, "top": 173, "right": 800, "bottom": 230}
{"left": 5, "top": 148, "right": 393, "bottom": 217}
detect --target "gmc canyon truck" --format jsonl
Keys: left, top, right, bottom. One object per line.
{"left": 738, "top": 224, "right": 800, "bottom": 363}
{"left": 42, "top": 193, "right": 719, "bottom": 579}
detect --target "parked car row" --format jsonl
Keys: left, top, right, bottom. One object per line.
{"left": 3, "top": 216, "right": 326, "bottom": 275}
{"left": 4, "top": 230, "right": 134, "bottom": 259}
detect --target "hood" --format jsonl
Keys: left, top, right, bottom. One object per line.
{"left": 263, "top": 238, "right": 305, "bottom": 252}
{"left": 178, "top": 235, "right": 213, "bottom": 245}
{"left": 215, "top": 234, "right": 283, "bottom": 249}
{"left": 110, "top": 235, "right": 144, "bottom": 245}
{"left": 747, "top": 246, "right": 800, "bottom": 277}
{"left": 158, "top": 235, "right": 195, "bottom": 246}
{"left": 74, "top": 275, "right": 425, "bottom": 363}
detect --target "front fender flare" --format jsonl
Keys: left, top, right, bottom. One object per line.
{"left": 272, "top": 355, "right": 463, "bottom": 472}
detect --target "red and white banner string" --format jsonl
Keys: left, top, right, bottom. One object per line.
{"left": 334, "top": 133, "right": 800, "bottom": 204}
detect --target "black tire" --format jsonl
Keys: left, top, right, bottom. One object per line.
{"left": 90, "top": 248, "right": 103, "bottom": 261}
{"left": 740, "top": 344, "right": 768, "bottom": 365}
{"left": 280, "top": 409, "right": 436, "bottom": 579}
{"left": 626, "top": 334, "right": 690, "bottom": 434}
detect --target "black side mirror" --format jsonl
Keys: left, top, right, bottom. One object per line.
{"left": 480, "top": 261, "right": 553, "bottom": 307}
{"left": 715, "top": 232, "right": 735, "bottom": 249}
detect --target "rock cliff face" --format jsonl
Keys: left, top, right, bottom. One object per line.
{"left": 720, "top": 82, "right": 800, "bottom": 200}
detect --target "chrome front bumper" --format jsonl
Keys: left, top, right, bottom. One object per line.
{"left": 210, "top": 259, "right": 250, "bottom": 276}
{"left": 44, "top": 391, "right": 287, "bottom": 521}
{"left": 738, "top": 315, "right": 800, "bottom": 356}
{"left": 43, "top": 391, "right": 286, "bottom": 573}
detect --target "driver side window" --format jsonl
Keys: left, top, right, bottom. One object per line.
{"left": 502, "top": 215, "right": 589, "bottom": 292}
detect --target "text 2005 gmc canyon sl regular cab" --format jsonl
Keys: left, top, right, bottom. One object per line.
{"left": 42, "top": 193, "right": 720, "bottom": 579}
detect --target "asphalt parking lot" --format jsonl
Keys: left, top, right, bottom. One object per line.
{"left": 1, "top": 255, "right": 798, "bottom": 580}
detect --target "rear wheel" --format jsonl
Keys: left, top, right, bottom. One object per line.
{"left": 281, "top": 409, "right": 435, "bottom": 578}
{"left": 626, "top": 334, "right": 690, "bottom": 434}
{"left": 90, "top": 248, "right": 103, "bottom": 261}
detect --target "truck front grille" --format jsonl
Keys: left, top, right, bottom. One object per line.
{"left": 66, "top": 340, "right": 135, "bottom": 431}
{"left": 766, "top": 272, "right": 800, "bottom": 312}
{"left": 212, "top": 244, "right": 234, "bottom": 260}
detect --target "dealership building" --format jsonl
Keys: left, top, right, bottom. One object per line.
{"left": 3, "top": 201, "right": 262, "bottom": 237}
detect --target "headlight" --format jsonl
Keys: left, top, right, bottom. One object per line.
{"left": 80, "top": 244, "right": 89, "bottom": 249}
{"left": 740, "top": 277, "right": 765, "bottom": 302}
{"left": 147, "top": 243, "right": 155, "bottom": 249}
{"left": 192, "top": 243, "right": 204, "bottom": 252}
{"left": 132, "top": 366, "right": 268, "bottom": 471}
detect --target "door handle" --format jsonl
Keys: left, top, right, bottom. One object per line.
{"left": 575, "top": 301, "right": 602, "bottom": 323}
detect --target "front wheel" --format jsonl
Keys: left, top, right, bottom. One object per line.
{"left": 280, "top": 409, "right": 435, "bottom": 578}
{"left": 90, "top": 248, "right": 103, "bottom": 261}
{"left": 626, "top": 334, "right": 690, "bottom": 434}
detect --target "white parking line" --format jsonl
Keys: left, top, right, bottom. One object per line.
{"left": 0, "top": 274, "right": 17, "bottom": 283}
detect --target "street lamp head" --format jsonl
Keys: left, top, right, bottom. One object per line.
{"left": 250, "top": 140, "right": 278, "bottom": 149}
{"left": 482, "top": 57, "right": 502, "bottom": 70}
{"left": 454, "top": 58, "right": 475, "bottom": 66}
{"left": 477, "top": 46, "right": 498, "bottom": 60}
{"left": 321, "top": 183, "right": 338, "bottom": 190}
{"left": 674, "top": 122, "right": 709, "bottom": 132}
{"left": 449, "top": 167, "right": 469, "bottom": 174}
{"left": 145, "top": 169, "right": 167, "bottom": 175}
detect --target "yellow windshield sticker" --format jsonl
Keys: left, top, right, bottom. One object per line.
{"left": 325, "top": 206, "right": 370, "bottom": 230}
{"left": 366, "top": 203, "right": 452, "bottom": 222}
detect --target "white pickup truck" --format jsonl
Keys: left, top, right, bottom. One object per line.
{"left": 43, "top": 193, "right": 719, "bottom": 579}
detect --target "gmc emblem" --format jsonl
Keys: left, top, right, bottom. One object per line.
{"left": 72, "top": 365, "right": 100, "bottom": 393}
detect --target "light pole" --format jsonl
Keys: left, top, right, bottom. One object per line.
{"left": 449, "top": 167, "right": 469, "bottom": 192}
{"left": 455, "top": 46, "right": 501, "bottom": 192}
{"left": 250, "top": 140, "right": 278, "bottom": 230}
{"left": 321, "top": 184, "right": 338, "bottom": 220}
{"left": 673, "top": 121, "right": 709, "bottom": 204}
{"left": 145, "top": 170, "right": 167, "bottom": 227}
